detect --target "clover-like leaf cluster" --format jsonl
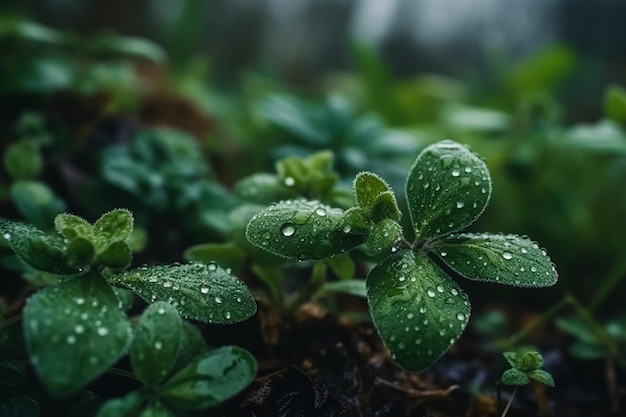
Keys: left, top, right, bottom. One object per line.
{"left": 246, "top": 139, "right": 558, "bottom": 372}
{"left": 501, "top": 350, "right": 555, "bottom": 387}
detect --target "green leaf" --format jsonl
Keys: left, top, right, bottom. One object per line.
{"left": 406, "top": 140, "right": 491, "bottom": 241}
{"left": 432, "top": 233, "right": 558, "bottom": 287}
{"left": 54, "top": 213, "right": 93, "bottom": 239}
{"left": 354, "top": 172, "right": 391, "bottom": 210}
{"left": 504, "top": 350, "right": 544, "bottom": 372}
{"left": 0, "top": 219, "right": 78, "bottom": 274}
{"left": 138, "top": 401, "right": 176, "bottom": 417}
{"left": 11, "top": 181, "right": 66, "bottom": 229}
{"left": 96, "top": 392, "right": 142, "bottom": 417}
{"left": 366, "top": 249, "right": 470, "bottom": 371}
{"left": 3, "top": 141, "right": 42, "bottom": 180}
{"left": 235, "top": 173, "right": 293, "bottom": 204}
{"left": 529, "top": 369, "right": 555, "bottom": 387}
{"left": 370, "top": 191, "right": 401, "bottom": 223}
{"left": 109, "top": 262, "right": 256, "bottom": 324}
{"left": 316, "top": 279, "right": 366, "bottom": 299}
{"left": 93, "top": 209, "right": 133, "bottom": 244}
{"left": 161, "top": 346, "right": 257, "bottom": 410}
{"left": 555, "top": 316, "right": 598, "bottom": 344}
{"left": 172, "top": 322, "right": 209, "bottom": 375}
{"left": 97, "top": 241, "right": 132, "bottom": 269}
{"left": 23, "top": 275, "right": 132, "bottom": 395}
{"left": 569, "top": 341, "right": 607, "bottom": 360}
{"left": 246, "top": 200, "right": 364, "bottom": 260}
{"left": 605, "top": 85, "right": 626, "bottom": 123}
{"left": 65, "top": 237, "right": 96, "bottom": 267}
{"left": 365, "top": 218, "right": 403, "bottom": 255}
{"left": 501, "top": 368, "right": 529, "bottom": 386}
{"left": 130, "top": 302, "right": 182, "bottom": 386}
{"left": 325, "top": 253, "right": 355, "bottom": 280}
{"left": 184, "top": 243, "right": 247, "bottom": 272}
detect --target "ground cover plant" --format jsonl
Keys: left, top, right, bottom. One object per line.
{"left": 1, "top": 15, "right": 626, "bottom": 417}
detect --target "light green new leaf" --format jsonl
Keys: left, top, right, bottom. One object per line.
{"left": 97, "top": 241, "right": 132, "bottom": 269}
{"left": 108, "top": 262, "right": 256, "bottom": 324}
{"left": 366, "top": 249, "right": 470, "bottom": 371}
{"left": 130, "top": 302, "right": 182, "bottom": 386}
{"left": 325, "top": 253, "right": 355, "bottom": 280}
{"left": 406, "top": 140, "right": 491, "bottom": 241}
{"left": 354, "top": 172, "right": 391, "bottom": 210}
{"left": 0, "top": 219, "right": 79, "bottom": 274}
{"left": 370, "top": 191, "right": 401, "bottom": 223}
{"left": 432, "top": 233, "right": 557, "bottom": 287}
{"left": 93, "top": 209, "right": 133, "bottom": 244}
{"left": 54, "top": 213, "right": 93, "bottom": 239}
{"left": 23, "top": 275, "right": 132, "bottom": 395}
{"left": 364, "top": 218, "right": 403, "bottom": 255}
{"left": 161, "top": 346, "right": 257, "bottom": 410}
{"left": 246, "top": 200, "right": 364, "bottom": 260}
{"left": 501, "top": 368, "right": 529, "bottom": 386}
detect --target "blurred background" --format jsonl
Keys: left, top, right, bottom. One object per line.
{"left": 1, "top": 0, "right": 626, "bottom": 315}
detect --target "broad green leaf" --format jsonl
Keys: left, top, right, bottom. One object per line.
{"left": 246, "top": 200, "right": 364, "bottom": 260}
{"left": 10, "top": 181, "right": 65, "bottom": 229}
{"left": 184, "top": 243, "right": 247, "bottom": 271}
{"left": 316, "top": 279, "right": 366, "bottom": 299}
{"left": 109, "top": 262, "right": 256, "bottom": 324}
{"left": 370, "top": 191, "right": 401, "bottom": 223}
{"left": 432, "top": 233, "right": 558, "bottom": 287}
{"left": 93, "top": 209, "right": 133, "bottom": 244}
{"left": 3, "top": 141, "right": 42, "bottom": 180}
{"left": 501, "top": 368, "right": 529, "bottom": 386}
{"left": 564, "top": 120, "right": 626, "bottom": 154}
{"left": 0, "top": 219, "right": 78, "bottom": 274}
{"left": 365, "top": 218, "right": 403, "bottom": 255}
{"left": 366, "top": 249, "right": 470, "bottom": 371}
{"left": 130, "top": 302, "right": 182, "bottom": 386}
{"left": 23, "top": 275, "right": 132, "bottom": 395}
{"left": 325, "top": 253, "right": 355, "bottom": 280}
{"left": 406, "top": 140, "right": 491, "bottom": 241}
{"left": 529, "top": 369, "right": 555, "bottom": 387}
{"left": 54, "top": 213, "right": 93, "bottom": 239}
{"left": 354, "top": 172, "right": 390, "bottom": 210}
{"left": 97, "top": 241, "right": 132, "bottom": 269}
{"left": 161, "top": 346, "right": 257, "bottom": 410}
{"left": 605, "top": 85, "right": 626, "bottom": 123}
{"left": 96, "top": 392, "right": 142, "bottom": 417}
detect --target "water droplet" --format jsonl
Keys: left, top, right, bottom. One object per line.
{"left": 236, "top": 297, "right": 242, "bottom": 303}
{"left": 75, "top": 297, "right": 85, "bottom": 305}
{"left": 262, "top": 232, "right": 271, "bottom": 240}
{"left": 423, "top": 319, "right": 429, "bottom": 325}
{"left": 66, "top": 335, "right": 76, "bottom": 345}
{"left": 284, "top": 177, "right": 295, "bottom": 186}
{"left": 315, "top": 207, "right": 327, "bottom": 216}
{"left": 74, "top": 324, "right": 85, "bottom": 334}
{"left": 440, "top": 251, "right": 447, "bottom": 257}
{"left": 281, "top": 223, "right": 296, "bottom": 237}
{"left": 97, "top": 327, "right": 109, "bottom": 336}
{"left": 163, "top": 281, "right": 172, "bottom": 288}
{"left": 80, "top": 313, "right": 88, "bottom": 320}
{"left": 91, "top": 300, "right": 98, "bottom": 307}
{"left": 521, "top": 248, "right": 528, "bottom": 254}
{"left": 437, "top": 285, "right": 444, "bottom": 293}
{"left": 214, "top": 296, "right": 223, "bottom": 304}
{"left": 451, "top": 169, "right": 460, "bottom": 177}
{"left": 502, "top": 252, "right": 513, "bottom": 260}
{"left": 225, "top": 312, "right": 232, "bottom": 320}
{"left": 423, "top": 182, "right": 430, "bottom": 189}
{"left": 427, "top": 290, "right": 436, "bottom": 297}
{"left": 456, "top": 313, "right": 465, "bottom": 321}
{"left": 157, "top": 307, "right": 166, "bottom": 315}
{"left": 451, "top": 289, "right": 459, "bottom": 296}
{"left": 342, "top": 225, "right": 351, "bottom": 233}
{"left": 399, "top": 276, "right": 406, "bottom": 282}
{"left": 200, "top": 286, "right": 209, "bottom": 294}
{"left": 481, "top": 188, "right": 487, "bottom": 193}
{"left": 407, "top": 313, "right": 414, "bottom": 319}
{"left": 208, "top": 263, "right": 217, "bottom": 271}
{"left": 154, "top": 341, "right": 163, "bottom": 350}
{"left": 531, "top": 266, "right": 537, "bottom": 272}
{"left": 410, "top": 276, "right": 416, "bottom": 282}
{"left": 419, "top": 307, "right": 427, "bottom": 314}
{"left": 148, "top": 276, "right": 158, "bottom": 283}
{"left": 464, "top": 167, "right": 472, "bottom": 173}
{"left": 415, "top": 338, "right": 422, "bottom": 345}
{"left": 520, "top": 267, "right": 525, "bottom": 272}
{"left": 2, "top": 233, "right": 10, "bottom": 240}
{"left": 456, "top": 201, "right": 465, "bottom": 209}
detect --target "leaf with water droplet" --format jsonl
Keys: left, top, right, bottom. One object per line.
{"left": 161, "top": 346, "right": 257, "bottom": 410}
{"left": 0, "top": 219, "right": 79, "bottom": 274}
{"left": 431, "top": 233, "right": 558, "bottom": 287}
{"left": 234, "top": 173, "right": 295, "bottom": 205}
{"left": 95, "top": 391, "right": 142, "bottom": 417}
{"left": 366, "top": 249, "right": 470, "bottom": 371}
{"left": 23, "top": 274, "right": 132, "bottom": 395}
{"left": 405, "top": 140, "right": 491, "bottom": 241}
{"left": 54, "top": 213, "right": 93, "bottom": 240}
{"left": 108, "top": 262, "right": 256, "bottom": 324}
{"left": 370, "top": 191, "right": 401, "bottom": 223}
{"left": 184, "top": 242, "right": 247, "bottom": 272}
{"left": 364, "top": 218, "right": 403, "bottom": 256}
{"left": 93, "top": 209, "right": 133, "bottom": 245}
{"left": 129, "top": 301, "right": 182, "bottom": 386}
{"left": 246, "top": 200, "right": 364, "bottom": 260}
{"left": 354, "top": 171, "right": 392, "bottom": 211}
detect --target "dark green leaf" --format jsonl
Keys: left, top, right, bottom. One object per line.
{"left": 23, "top": 275, "right": 132, "bottom": 395}
{"left": 10, "top": 181, "right": 66, "bottom": 229}
{"left": 172, "top": 322, "right": 209, "bottom": 375}
{"left": 93, "top": 209, "right": 133, "bottom": 244}
{"left": 370, "top": 191, "right": 401, "bottom": 223}
{"left": 138, "top": 401, "right": 176, "bottom": 417}
{"left": 161, "top": 346, "right": 257, "bottom": 410}
{"left": 354, "top": 172, "right": 391, "bottom": 210}
{"left": 184, "top": 243, "right": 247, "bottom": 272}
{"left": 130, "top": 302, "right": 182, "bottom": 386}
{"left": 54, "top": 213, "right": 93, "bottom": 239}
{"left": 0, "top": 219, "right": 78, "bottom": 274}
{"left": 109, "top": 262, "right": 256, "bottom": 324}
{"left": 501, "top": 368, "right": 529, "bottom": 386}
{"left": 65, "top": 237, "right": 96, "bottom": 267}
{"left": 246, "top": 200, "right": 364, "bottom": 260}
{"left": 432, "top": 233, "right": 557, "bottom": 287}
{"left": 366, "top": 249, "right": 470, "bottom": 371}
{"left": 406, "top": 140, "right": 491, "bottom": 240}
{"left": 325, "top": 253, "right": 355, "bottom": 280}
{"left": 96, "top": 392, "right": 142, "bottom": 417}
{"left": 529, "top": 369, "right": 555, "bottom": 387}
{"left": 365, "top": 218, "right": 403, "bottom": 255}
{"left": 556, "top": 316, "right": 599, "bottom": 344}
{"left": 97, "top": 241, "right": 132, "bottom": 269}
{"left": 0, "top": 397, "right": 39, "bottom": 417}
{"left": 3, "top": 141, "right": 42, "bottom": 180}
{"left": 316, "top": 279, "right": 366, "bottom": 299}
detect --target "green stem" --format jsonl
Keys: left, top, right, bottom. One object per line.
{"left": 588, "top": 257, "right": 626, "bottom": 313}
{"left": 504, "top": 297, "right": 571, "bottom": 349}
{"left": 1, "top": 313, "right": 22, "bottom": 330}
{"left": 288, "top": 262, "right": 327, "bottom": 314}
{"left": 501, "top": 386, "right": 518, "bottom": 417}
{"left": 107, "top": 367, "right": 140, "bottom": 381}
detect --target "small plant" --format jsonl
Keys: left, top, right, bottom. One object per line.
{"left": 500, "top": 350, "right": 555, "bottom": 417}
{"left": 0, "top": 209, "right": 257, "bottom": 413}
{"left": 246, "top": 140, "right": 558, "bottom": 371}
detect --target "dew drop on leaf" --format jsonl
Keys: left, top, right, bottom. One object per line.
{"left": 502, "top": 252, "right": 513, "bottom": 260}
{"left": 280, "top": 223, "right": 296, "bottom": 237}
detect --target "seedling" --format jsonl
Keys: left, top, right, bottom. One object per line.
{"left": 0, "top": 209, "right": 257, "bottom": 412}
{"left": 500, "top": 350, "right": 555, "bottom": 417}
{"left": 246, "top": 140, "right": 558, "bottom": 371}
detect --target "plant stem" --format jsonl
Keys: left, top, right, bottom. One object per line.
{"left": 288, "top": 262, "right": 327, "bottom": 314}
{"left": 588, "top": 257, "right": 626, "bottom": 313}
{"left": 504, "top": 296, "right": 570, "bottom": 349}
{"left": 107, "top": 367, "right": 140, "bottom": 381}
{"left": 501, "top": 386, "right": 518, "bottom": 417}
{"left": 1, "top": 313, "right": 22, "bottom": 330}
